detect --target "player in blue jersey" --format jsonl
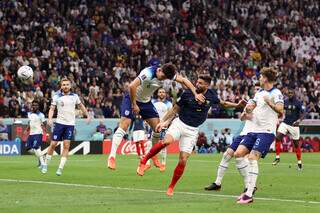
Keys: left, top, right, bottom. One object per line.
{"left": 136, "top": 75, "right": 245, "bottom": 196}
{"left": 25, "top": 101, "right": 46, "bottom": 171}
{"left": 42, "top": 78, "right": 90, "bottom": 176}
{"left": 235, "top": 67, "right": 284, "bottom": 204}
{"left": 107, "top": 63, "right": 206, "bottom": 170}
{"left": 131, "top": 115, "right": 146, "bottom": 159}
{"left": 204, "top": 82, "right": 260, "bottom": 192}
{"left": 272, "top": 88, "right": 305, "bottom": 170}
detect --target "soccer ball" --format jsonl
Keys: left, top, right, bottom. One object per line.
{"left": 17, "top": 65, "right": 33, "bottom": 82}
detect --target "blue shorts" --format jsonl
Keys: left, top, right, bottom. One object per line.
{"left": 26, "top": 134, "right": 42, "bottom": 149}
{"left": 229, "top": 135, "right": 245, "bottom": 151}
{"left": 240, "top": 132, "right": 275, "bottom": 158}
{"left": 120, "top": 94, "right": 159, "bottom": 120}
{"left": 52, "top": 123, "right": 74, "bottom": 141}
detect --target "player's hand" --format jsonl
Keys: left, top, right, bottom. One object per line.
{"left": 237, "top": 99, "right": 247, "bottom": 108}
{"left": 195, "top": 93, "right": 206, "bottom": 103}
{"left": 48, "top": 119, "right": 53, "bottom": 127}
{"left": 155, "top": 122, "right": 168, "bottom": 133}
{"left": 132, "top": 103, "right": 140, "bottom": 115}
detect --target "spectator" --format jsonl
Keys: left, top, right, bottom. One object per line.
{"left": 225, "top": 128, "right": 234, "bottom": 145}
{"left": 0, "top": 119, "right": 8, "bottom": 141}
{"left": 96, "top": 121, "right": 107, "bottom": 135}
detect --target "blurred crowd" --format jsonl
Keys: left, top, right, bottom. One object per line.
{"left": 0, "top": 0, "right": 319, "bottom": 120}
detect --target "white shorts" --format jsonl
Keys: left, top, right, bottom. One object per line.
{"left": 133, "top": 130, "right": 145, "bottom": 142}
{"left": 277, "top": 122, "right": 300, "bottom": 140}
{"left": 166, "top": 118, "right": 199, "bottom": 154}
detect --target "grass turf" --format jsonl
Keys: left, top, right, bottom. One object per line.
{"left": 0, "top": 153, "right": 319, "bottom": 213}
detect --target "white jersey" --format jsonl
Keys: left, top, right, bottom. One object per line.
{"left": 136, "top": 66, "right": 175, "bottom": 103}
{"left": 51, "top": 91, "right": 81, "bottom": 125}
{"left": 250, "top": 88, "right": 284, "bottom": 134}
{"left": 152, "top": 99, "right": 172, "bottom": 119}
{"left": 240, "top": 114, "right": 256, "bottom": 136}
{"left": 28, "top": 112, "right": 45, "bottom": 135}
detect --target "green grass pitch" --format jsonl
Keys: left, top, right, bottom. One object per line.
{"left": 0, "top": 153, "right": 319, "bottom": 213}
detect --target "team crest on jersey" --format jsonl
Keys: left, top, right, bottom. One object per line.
{"left": 125, "top": 110, "right": 130, "bottom": 116}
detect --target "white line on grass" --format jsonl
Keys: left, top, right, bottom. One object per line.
{"left": 0, "top": 178, "right": 319, "bottom": 205}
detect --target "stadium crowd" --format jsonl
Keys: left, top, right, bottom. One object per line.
{"left": 0, "top": 0, "right": 319, "bottom": 120}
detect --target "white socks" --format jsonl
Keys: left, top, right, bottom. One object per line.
{"left": 246, "top": 159, "right": 259, "bottom": 197}
{"left": 58, "top": 157, "right": 67, "bottom": 170}
{"left": 235, "top": 157, "right": 249, "bottom": 188}
{"left": 215, "top": 152, "right": 232, "bottom": 185}
{"left": 34, "top": 149, "right": 45, "bottom": 166}
{"left": 109, "top": 127, "right": 126, "bottom": 159}
{"left": 45, "top": 154, "right": 52, "bottom": 165}
{"left": 160, "top": 147, "right": 167, "bottom": 165}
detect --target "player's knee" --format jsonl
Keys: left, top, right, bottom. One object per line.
{"left": 234, "top": 151, "right": 243, "bottom": 158}
{"left": 163, "top": 134, "right": 173, "bottom": 145}
{"left": 179, "top": 156, "right": 188, "bottom": 165}
{"left": 276, "top": 133, "right": 284, "bottom": 141}
{"left": 225, "top": 149, "right": 234, "bottom": 158}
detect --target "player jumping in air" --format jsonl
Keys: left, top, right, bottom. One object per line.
{"left": 272, "top": 87, "right": 305, "bottom": 170}
{"left": 204, "top": 82, "right": 260, "bottom": 192}
{"left": 137, "top": 75, "right": 246, "bottom": 196}
{"left": 25, "top": 101, "right": 46, "bottom": 171}
{"left": 107, "top": 63, "right": 205, "bottom": 170}
{"left": 42, "top": 78, "right": 90, "bottom": 176}
{"left": 235, "top": 67, "right": 284, "bottom": 204}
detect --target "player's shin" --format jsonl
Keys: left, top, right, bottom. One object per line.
{"left": 109, "top": 127, "right": 126, "bottom": 159}
{"left": 168, "top": 160, "right": 186, "bottom": 190}
{"left": 235, "top": 157, "right": 249, "bottom": 188}
{"left": 275, "top": 139, "right": 281, "bottom": 158}
{"left": 141, "top": 141, "right": 167, "bottom": 165}
{"left": 34, "top": 148, "right": 45, "bottom": 166}
{"left": 215, "top": 152, "right": 232, "bottom": 185}
{"left": 245, "top": 159, "right": 259, "bottom": 197}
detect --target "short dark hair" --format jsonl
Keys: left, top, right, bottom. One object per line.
{"left": 198, "top": 75, "right": 212, "bottom": 84}
{"left": 254, "top": 82, "right": 260, "bottom": 87}
{"left": 260, "top": 67, "right": 278, "bottom": 82}
{"left": 161, "top": 63, "right": 177, "bottom": 80}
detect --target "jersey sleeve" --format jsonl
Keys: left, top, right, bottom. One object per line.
{"left": 273, "top": 90, "right": 284, "bottom": 104}
{"left": 75, "top": 94, "right": 81, "bottom": 105}
{"left": 51, "top": 94, "right": 58, "bottom": 106}
{"left": 137, "top": 67, "right": 154, "bottom": 83}
{"left": 166, "top": 101, "right": 173, "bottom": 109}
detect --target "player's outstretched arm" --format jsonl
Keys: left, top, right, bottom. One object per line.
{"left": 156, "top": 104, "right": 180, "bottom": 132}
{"left": 220, "top": 99, "right": 247, "bottom": 109}
{"left": 79, "top": 103, "right": 91, "bottom": 123}
{"left": 129, "top": 78, "right": 141, "bottom": 114}
{"left": 175, "top": 75, "right": 205, "bottom": 103}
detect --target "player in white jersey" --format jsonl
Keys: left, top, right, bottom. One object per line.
{"left": 25, "top": 101, "right": 46, "bottom": 171}
{"left": 152, "top": 88, "right": 172, "bottom": 172}
{"left": 205, "top": 83, "right": 260, "bottom": 192}
{"left": 234, "top": 67, "right": 284, "bottom": 204}
{"left": 107, "top": 63, "right": 205, "bottom": 170}
{"left": 42, "top": 78, "right": 90, "bottom": 176}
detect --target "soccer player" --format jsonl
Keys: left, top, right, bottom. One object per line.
{"left": 272, "top": 88, "right": 305, "bottom": 170}
{"left": 204, "top": 82, "right": 261, "bottom": 191}
{"left": 25, "top": 101, "right": 46, "bottom": 171}
{"left": 152, "top": 88, "right": 173, "bottom": 172}
{"left": 235, "top": 67, "right": 284, "bottom": 204}
{"left": 41, "top": 78, "right": 90, "bottom": 176}
{"left": 136, "top": 75, "right": 245, "bottom": 196}
{"left": 132, "top": 115, "right": 146, "bottom": 159}
{"left": 107, "top": 63, "right": 205, "bottom": 170}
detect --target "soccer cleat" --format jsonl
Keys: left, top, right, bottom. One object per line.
{"left": 237, "top": 187, "right": 258, "bottom": 201}
{"left": 152, "top": 156, "right": 161, "bottom": 168}
{"left": 107, "top": 157, "right": 116, "bottom": 170}
{"left": 166, "top": 187, "right": 174, "bottom": 196}
{"left": 237, "top": 194, "right": 253, "bottom": 204}
{"left": 272, "top": 158, "right": 280, "bottom": 165}
{"left": 56, "top": 168, "right": 63, "bottom": 176}
{"left": 159, "top": 164, "right": 166, "bottom": 172}
{"left": 204, "top": 183, "right": 221, "bottom": 191}
{"left": 41, "top": 165, "right": 47, "bottom": 174}
{"left": 297, "top": 163, "right": 303, "bottom": 171}
{"left": 137, "top": 163, "right": 146, "bottom": 176}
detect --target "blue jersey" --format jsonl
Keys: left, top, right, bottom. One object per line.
{"left": 133, "top": 118, "right": 145, "bottom": 131}
{"left": 283, "top": 98, "right": 304, "bottom": 125}
{"left": 177, "top": 89, "right": 220, "bottom": 127}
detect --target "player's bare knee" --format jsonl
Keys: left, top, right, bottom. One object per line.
{"left": 226, "top": 148, "right": 234, "bottom": 158}
{"left": 119, "top": 117, "right": 131, "bottom": 131}
{"left": 163, "top": 134, "right": 174, "bottom": 145}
